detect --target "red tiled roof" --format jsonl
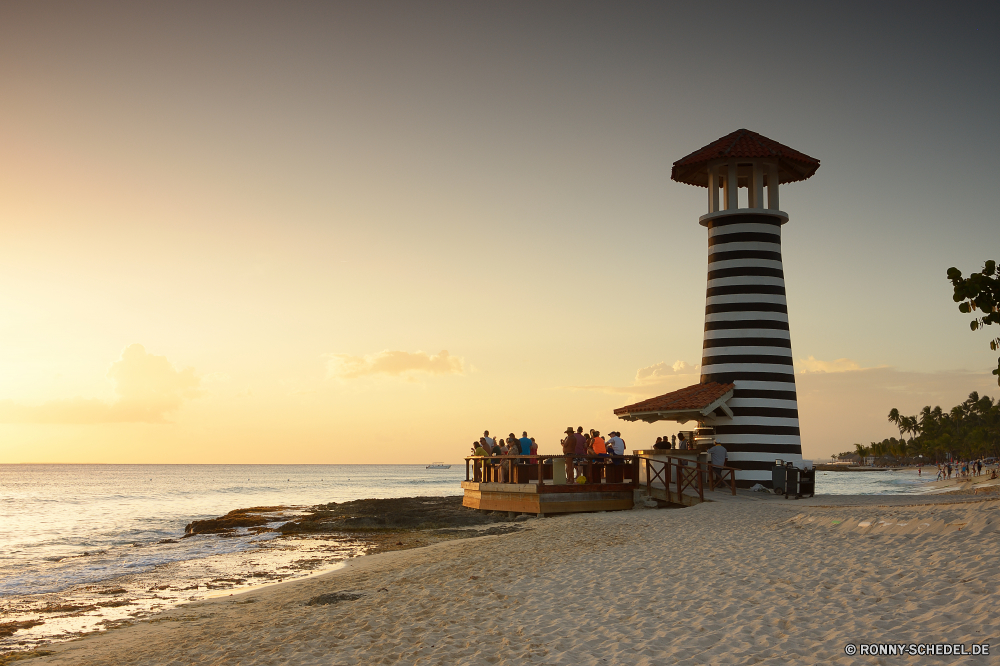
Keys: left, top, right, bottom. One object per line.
{"left": 613, "top": 382, "right": 735, "bottom": 416}
{"left": 671, "top": 129, "right": 820, "bottom": 187}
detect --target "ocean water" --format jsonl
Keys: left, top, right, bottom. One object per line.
{"left": 814, "top": 468, "right": 929, "bottom": 495}
{"left": 0, "top": 464, "right": 465, "bottom": 597}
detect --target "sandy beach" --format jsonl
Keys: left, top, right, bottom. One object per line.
{"left": 17, "top": 490, "right": 999, "bottom": 665}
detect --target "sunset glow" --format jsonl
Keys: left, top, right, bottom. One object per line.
{"left": 1, "top": 3, "right": 997, "bottom": 464}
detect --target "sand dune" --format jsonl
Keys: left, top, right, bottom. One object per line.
{"left": 29, "top": 493, "right": 1000, "bottom": 665}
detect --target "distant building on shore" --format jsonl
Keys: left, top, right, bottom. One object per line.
{"left": 614, "top": 129, "right": 820, "bottom": 487}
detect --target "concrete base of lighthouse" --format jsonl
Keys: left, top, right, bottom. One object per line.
{"left": 699, "top": 209, "right": 802, "bottom": 487}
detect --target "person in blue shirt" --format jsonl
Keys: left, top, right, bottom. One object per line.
{"left": 519, "top": 432, "right": 533, "bottom": 456}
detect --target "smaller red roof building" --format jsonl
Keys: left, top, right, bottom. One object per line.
{"left": 670, "top": 129, "right": 820, "bottom": 188}
{"left": 614, "top": 382, "right": 735, "bottom": 424}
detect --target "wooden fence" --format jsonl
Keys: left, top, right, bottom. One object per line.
{"left": 639, "top": 455, "right": 738, "bottom": 503}
{"left": 464, "top": 454, "right": 639, "bottom": 487}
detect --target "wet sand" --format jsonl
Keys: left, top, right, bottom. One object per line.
{"left": 19, "top": 491, "right": 1000, "bottom": 665}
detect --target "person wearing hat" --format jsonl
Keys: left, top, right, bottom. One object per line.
{"left": 607, "top": 431, "right": 625, "bottom": 458}
{"left": 561, "top": 427, "right": 576, "bottom": 483}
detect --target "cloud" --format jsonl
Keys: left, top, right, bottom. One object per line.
{"left": 325, "top": 350, "right": 464, "bottom": 380}
{"left": 634, "top": 360, "right": 698, "bottom": 385}
{"left": 0, "top": 344, "right": 201, "bottom": 424}
{"left": 564, "top": 360, "right": 699, "bottom": 396}
{"left": 796, "top": 355, "right": 885, "bottom": 374}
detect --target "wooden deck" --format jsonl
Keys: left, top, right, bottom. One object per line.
{"left": 462, "top": 454, "right": 738, "bottom": 514}
{"left": 463, "top": 455, "right": 640, "bottom": 516}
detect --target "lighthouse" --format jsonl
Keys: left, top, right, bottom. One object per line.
{"left": 614, "top": 129, "right": 819, "bottom": 486}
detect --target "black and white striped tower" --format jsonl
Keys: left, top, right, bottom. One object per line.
{"left": 671, "top": 129, "right": 820, "bottom": 486}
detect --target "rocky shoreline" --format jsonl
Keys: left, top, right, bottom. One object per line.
{"left": 184, "top": 495, "right": 525, "bottom": 556}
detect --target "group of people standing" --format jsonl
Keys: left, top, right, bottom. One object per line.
{"left": 559, "top": 427, "right": 627, "bottom": 483}
{"left": 471, "top": 431, "right": 538, "bottom": 483}
{"left": 652, "top": 433, "right": 689, "bottom": 450}
{"left": 472, "top": 430, "right": 537, "bottom": 458}
{"left": 933, "top": 459, "right": 993, "bottom": 481}
{"left": 469, "top": 427, "right": 628, "bottom": 484}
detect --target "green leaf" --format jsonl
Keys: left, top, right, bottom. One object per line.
{"left": 971, "top": 321, "right": 979, "bottom": 331}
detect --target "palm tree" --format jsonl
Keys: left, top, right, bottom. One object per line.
{"left": 888, "top": 408, "right": 906, "bottom": 443}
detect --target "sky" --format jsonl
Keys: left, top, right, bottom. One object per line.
{"left": 1, "top": 1, "right": 998, "bottom": 464}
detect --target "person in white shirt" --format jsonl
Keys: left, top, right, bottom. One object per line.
{"left": 607, "top": 432, "right": 625, "bottom": 456}
{"left": 707, "top": 443, "right": 727, "bottom": 483}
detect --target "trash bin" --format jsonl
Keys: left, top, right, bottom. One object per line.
{"left": 772, "top": 459, "right": 787, "bottom": 494}
{"left": 783, "top": 464, "right": 800, "bottom": 499}
{"left": 798, "top": 466, "right": 816, "bottom": 498}
{"left": 780, "top": 462, "right": 816, "bottom": 499}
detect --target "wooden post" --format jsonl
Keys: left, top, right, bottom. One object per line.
{"left": 465, "top": 458, "right": 470, "bottom": 482}
{"left": 537, "top": 455, "right": 544, "bottom": 487}
{"left": 696, "top": 462, "right": 704, "bottom": 501}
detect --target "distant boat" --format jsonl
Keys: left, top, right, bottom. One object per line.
{"left": 426, "top": 462, "right": 451, "bottom": 469}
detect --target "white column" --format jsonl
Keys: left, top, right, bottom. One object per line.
{"left": 767, "top": 163, "right": 780, "bottom": 210}
{"left": 708, "top": 166, "right": 719, "bottom": 213}
{"left": 752, "top": 162, "right": 764, "bottom": 209}
{"left": 726, "top": 162, "right": 738, "bottom": 210}
{"left": 722, "top": 168, "right": 731, "bottom": 211}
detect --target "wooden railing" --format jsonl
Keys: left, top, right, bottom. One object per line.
{"left": 707, "top": 462, "right": 738, "bottom": 495}
{"left": 639, "top": 455, "right": 737, "bottom": 502}
{"left": 464, "top": 454, "right": 639, "bottom": 487}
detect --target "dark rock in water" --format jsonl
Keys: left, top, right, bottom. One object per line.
{"left": 281, "top": 496, "right": 509, "bottom": 534}
{"left": 306, "top": 592, "right": 363, "bottom": 606}
{"left": 184, "top": 506, "right": 288, "bottom": 535}
{"left": 191, "top": 497, "right": 524, "bottom": 560}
